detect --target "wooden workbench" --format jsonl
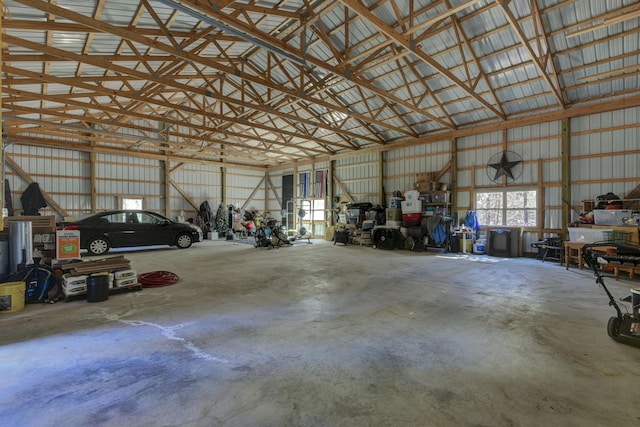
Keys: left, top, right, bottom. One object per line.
{"left": 563, "top": 242, "right": 615, "bottom": 270}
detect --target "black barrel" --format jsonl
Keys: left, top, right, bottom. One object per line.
{"left": 86, "top": 275, "right": 109, "bottom": 303}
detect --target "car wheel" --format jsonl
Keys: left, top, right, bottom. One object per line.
{"left": 176, "top": 233, "right": 193, "bottom": 249}
{"left": 87, "top": 237, "right": 110, "bottom": 256}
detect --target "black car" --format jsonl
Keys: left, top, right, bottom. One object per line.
{"left": 64, "top": 210, "right": 203, "bottom": 256}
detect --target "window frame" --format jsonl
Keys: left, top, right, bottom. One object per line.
{"left": 474, "top": 187, "right": 538, "bottom": 228}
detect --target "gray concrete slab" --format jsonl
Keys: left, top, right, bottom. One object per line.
{"left": 1, "top": 239, "right": 639, "bottom": 426}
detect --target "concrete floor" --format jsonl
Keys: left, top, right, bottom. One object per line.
{"left": 1, "top": 239, "right": 640, "bottom": 426}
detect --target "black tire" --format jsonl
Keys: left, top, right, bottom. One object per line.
{"left": 176, "top": 233, "right": 193, "bottom": 249}
{"left": 607, "top": 316, "right": 620, "bottom": 338}
{"left": 87, "top": 237, "right": 110, "bottom": 256}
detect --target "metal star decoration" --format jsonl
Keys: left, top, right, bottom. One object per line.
{"left": 489, "top": 151, "right": 521, "bottom": 181}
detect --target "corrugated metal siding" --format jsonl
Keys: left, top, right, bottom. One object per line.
{"left": 456, "top": 121, "right": 563, "bottom": 252}
{"left": 225, "top": 168, "right": 266, "bottom": 213}
{"left": 96, "top": 154, "right": 163, "bottom": 212}
{"left": 384, "top": 140, "right": 452, "bottom": 199}
{"left": 170, "top": 163, "right": 221, "bottom": 218}
{"left": 335, "top": 153, "right": 380, "bottom": 205}
{"left": 5, "top": 145, "right": 91, "bottom": 220}
{"left": 571, "top": 106, "right": 640, "bottom": 208}
{"left": 2, "top": 103, "right": 638, "bottom": 254}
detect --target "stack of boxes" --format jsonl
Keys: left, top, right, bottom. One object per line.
{"left": 57, "top": 256, "right": 138, "bottom": 299}
{"left": 63, "top": 270, "right": 133, "bottom": 297}
{"left": 114, "top": 269, "right": 138, "bottom": 288}
{"left": 62, "top": 274, "right": 89, "bottom": 296}
{"left": 401, "top": 190, "right": 423, "bottom": 227}
{"left": 413, "top": 172, "right": 442, "bottom": 192}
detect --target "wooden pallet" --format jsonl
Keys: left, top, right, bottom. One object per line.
{"left": 64, "top": 282, "right": 142, "bottom": 302}
{"left": 57, "top": 255, "right": 131, "bottom": 275}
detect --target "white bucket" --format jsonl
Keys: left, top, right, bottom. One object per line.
{"left": 473, "top": 239, "right": 486, "bottom": 254}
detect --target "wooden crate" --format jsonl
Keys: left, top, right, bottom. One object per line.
{"left": 3, "top": 215, "right": 57, "bottom": 233}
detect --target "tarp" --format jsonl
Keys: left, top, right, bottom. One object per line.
{"left": 20, "top": 182, "right": 47, "bottom": 216}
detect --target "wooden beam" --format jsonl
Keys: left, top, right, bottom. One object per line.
{"left": 566, "top": 4, "right": 640, "bottom": 39}
{"left": 167, "top": 176, "right": 200, "bottom": 211}
{"left": 267, "top": 175, "right": 283, "bottom": 210}
{"left": 378, "top": 152, "right": 384, "bottom": 206}
{"left": 269, "top": 91, "right": 640, "bottom": 171}
{"left": 561, "top": 118, "right": 570, "bottom": 237}
{"left": 6, "top": 134, "right": 267, "bottom": 172}
{"left": 170, "top": 0, "right": 454, "bottom": 129}
{"left": 338, "top": 0, "right": 505, "bottom": 120}
{"left": 405, "top": 0, "right": 484, "bottom": 36}
{"left": 332, "top": 175, "right": 354, "bottom": 204}
{"left": 4, "top": 2, "right": 408, "bottom": 142}
{"left": 5, "top": 155, "right": 68, "bottom": 218}
{"left": 495, "top": 0, "right": 563, "bottom": 106}
{"left": 537, "top": 158, "right": 544, "bottom": 241}
{"left": 240, "top": 175, "right": 267, "bottom": 212}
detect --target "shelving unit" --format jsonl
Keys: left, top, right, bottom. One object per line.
{"left": 419, "top": 191, "right": 451, "bottom": 214}
{"left": 413, "top": 191, "right": 453, "bottom": 252}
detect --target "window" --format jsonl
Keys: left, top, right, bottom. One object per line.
{"left": 475, "top": 190, "right": 537, "bottom": 227}
{"left": 121, "top": 197, "right": 143, "bottom": 210}
{"left": 101, "top": 212, "right": 128, "bottom": 224}
{"left": 299, "top": 199, "right": 326, "bottom": 236}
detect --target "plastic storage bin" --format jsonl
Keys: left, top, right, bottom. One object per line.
{"left": 401, "top": 200, "right": 422, "bottom": 213}
{"left": 404, "top": 190, "right": 420, "bottom": 201}
{"left": 593, "top": 209, "right": 632, "bottom": 225}
{"left": 568, "top": 227, "right": 612, "bottom": 243}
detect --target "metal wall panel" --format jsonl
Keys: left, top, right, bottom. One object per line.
{"left": 3, "top": 105, "right": 638, "bottom": 256}
{"left": 225, "top": 168, "right": 266, "bottom": 214}
{"left": 335, "top": 153, "right": 380, "bottom": 205}
{"left": 384, "top": 140, "right": 452, "bottom": 198}
{"left": 170, "top": 163, "right": 221, "bottom": 218}
{"left": 5, "top": 145, "right": 91, "bottom": 220}
{"left": 456, "top": 122, "right": 564, "bottom": 252}
{"left": 571, "top": 106, "right": 640, "bottom": 204}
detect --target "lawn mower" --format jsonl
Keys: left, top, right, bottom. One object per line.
{"left": 582, "top": 243, "right": 640, "bottom": 347}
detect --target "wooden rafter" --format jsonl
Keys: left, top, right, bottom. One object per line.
{"left": 494, "top": 0, "right": 564, "bottom": 107}
{"left": 338, "top": 0, "right": 505, "bottom": 120}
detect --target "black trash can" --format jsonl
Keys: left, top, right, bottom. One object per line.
{"left": 86, "top": 275, "right": 109, "bottom": 303}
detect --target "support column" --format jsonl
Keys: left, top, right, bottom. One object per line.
{"left": 561, "top": 118, "right": 571, "bottom": 236}
{"left": 89, "top": 123, "right": 97, "bottom": 213}
{"left": 293, "top": 166, "right": 298, "bottom": 229}
{"left": 264, "top": 171, "right": 268, "bottom": 213}
{"left": 451, "top": 138, "right": 457, "bottom": 214}
{"left": 221, "top": 166, "right": 226, "bottom": 206}
{"left": 378, "top": 152, "right": 384, "bottom": 206}
{"left": 328, "top": 160, "right": 334, "bottom": 226}
{"left": 164, "top": 159, "right": 170, "bottom": 217}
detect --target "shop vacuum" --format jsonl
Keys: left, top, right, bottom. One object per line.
{"left": 583, "top": 243, "right": 640, "bottom": 347}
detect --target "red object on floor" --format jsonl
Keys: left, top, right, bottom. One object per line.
{"left": 138, "top": 271, "right": 180, "bottom": 288}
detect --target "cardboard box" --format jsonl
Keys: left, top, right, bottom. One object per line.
{"left": 56, "top": 230, "right": 81, "bottom": 259}
{"left": 114, "top": 269, "right": 137, "bottom": 280}
{"left": 115, "top": 277, "right": 138, "bottom": 288}
{"left": 62, "top": 274, "right": 88, "bottom": 295}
